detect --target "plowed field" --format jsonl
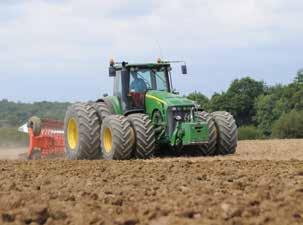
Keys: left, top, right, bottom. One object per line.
{"left": 0, "top": 140, "right": 303, "bottom": 225}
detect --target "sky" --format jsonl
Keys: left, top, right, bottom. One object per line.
{"left": 0, "top": 0, "right": 302, "bottom": 102}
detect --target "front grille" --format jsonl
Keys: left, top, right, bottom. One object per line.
{"left": 167, "top": 106, "right": 194, "bottom": 136}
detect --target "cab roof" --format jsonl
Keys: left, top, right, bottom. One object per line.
{"left": 113, "top": 62, "right": 171, "bottom": 70}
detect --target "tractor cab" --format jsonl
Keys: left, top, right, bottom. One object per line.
{"left": 109, "top": 60, "right": 176, "bottom": 113}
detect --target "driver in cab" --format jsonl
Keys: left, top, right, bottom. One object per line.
{"left": 130, "top": 72, "right": 147, "bottom": 93}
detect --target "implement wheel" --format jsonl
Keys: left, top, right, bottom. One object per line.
{"left": 27, "top": 116, "right": 42, "bottom": 136}
{"left": 64, "top": 103, "right": 101, "bottom": 160}
{"left": 101, "top": 115, "right": 134, "bottom": 160}
{"left": 195, "top": 111, "right": 217, "bottom": 156}
{"left": 29, "top": 149, "right": 42, "bottom": 160}
{"left": 211, "top": 111, "right": 238, "bottom": 155}
{"left": 127, "top": 113, "right": 156, "bottom": 159}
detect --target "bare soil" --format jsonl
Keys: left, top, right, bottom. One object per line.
{"left": 0, "top": 140, "right": 303, "bottom": 225}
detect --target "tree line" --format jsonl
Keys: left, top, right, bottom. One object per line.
{"left": 0, "top": 100, "right": 70, "bottom": 128}
{"left": 0, "top": 101, "right": 70, "bottom": 147}
{"left": 0, "top": 70, "right": 302, "bottom": 141}
{"left": 188, "top": 70, "right": 303, "bottom": 139}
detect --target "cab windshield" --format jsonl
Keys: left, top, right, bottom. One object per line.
{"left": 129, "top": 67, "right": 170, "bottom": 93}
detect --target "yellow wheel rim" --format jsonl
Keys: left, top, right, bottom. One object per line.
{"left": 103, "top": 127, "right": 113, "bottom": 153}
{"left": 67, "top": 118, "right": 78, "bottom": 150}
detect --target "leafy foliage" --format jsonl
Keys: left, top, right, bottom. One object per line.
{"left": 187, "top": 92, "right": 210, "bottom": 110}
{"left": 272, "top": 110, "right": 303, "bottom": 139}
{"left": 255, "top": 81, "right": 303, "bottom": 136}
{"left": 0, "top": 99, "right": 70, "bottom": 127}
{"left": 0, "top": 71, "right": 302, "bottom": 142}
{"left": 209, "top": 77, "right": 265, "bottom": 126}
{"left": 238, "top": 126, "right": 261, "bottom": 140}
{"left": 188, "top": 71, "right": 303, "bottom": 139}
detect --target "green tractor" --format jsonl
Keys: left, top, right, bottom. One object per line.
{"left": 64, "top": 60, "right": 237, "bottom": 160}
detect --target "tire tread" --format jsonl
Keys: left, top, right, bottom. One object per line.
{"left": 211, "top": 111, "right": 238, "bottom": 155}
{"left": 127, "top": 113, "right": 156, "bottom": 159}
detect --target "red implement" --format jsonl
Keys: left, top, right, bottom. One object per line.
{"left": 28, "top": 119, "right": 65, "bottom": 159}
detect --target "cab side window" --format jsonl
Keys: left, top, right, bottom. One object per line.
{"left": 113, "top": 70, "right": 122, "bottom": 97}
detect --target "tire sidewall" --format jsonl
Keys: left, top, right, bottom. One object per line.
{"left": 100, "top": 117, "right": 116, "bottom": 160}
{"left": 28, "top": 117, "right": 42, "bottom": 136}
{"left": 64, "top": 106, "right": 81, "bottom": 160}
{"left": 127, "top": 113, "right": 155, "bottom": 159}
{"left": 212, "top": 111, "right": 237, "bottom": 155}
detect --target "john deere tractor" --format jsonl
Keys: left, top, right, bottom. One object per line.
{"left": 64, "top": 60, "right": 237, "bottom": 160}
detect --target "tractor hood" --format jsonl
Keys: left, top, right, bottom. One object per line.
{"left": 146, "top": 90, "right": 195, "bottom": 107}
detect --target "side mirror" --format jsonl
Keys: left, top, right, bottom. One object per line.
{"left": 181, "top": 65, "right": 187, "bottom": 75}
{"left": 109, "top": 66, "right": 116, "bottom": 77}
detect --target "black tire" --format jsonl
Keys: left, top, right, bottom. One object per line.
{"left": 102, "top": 99, "right": 115, "bottom": 114}
{"left": 195, "top": 111, "right": 217, "bottom": 156}
{"left": 211, "top": 111, "right": 238, "bottom": 155}
{"left": 29, "top": 149, "right": 41, "bottom": 160}
{"left": 27, "top": 116, "right": 42, "bottom": 136}
{"left": 91, "top": 102, "right": 112, "bottom": 121}
{"left": 127, "top": 113, "right": 156, "bottom": 159}
{"left": 64, "top": 103, "right": 101, "bottom": 160}
{"left": 101, "top": 115, "right": 135, "bottom": 160}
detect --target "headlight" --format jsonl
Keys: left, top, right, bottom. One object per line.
{"left": 175, "top": 115, "right": 182, "bottom": 121}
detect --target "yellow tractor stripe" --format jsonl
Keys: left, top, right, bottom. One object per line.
{"left": 146, "top": 94, "right": 167, "bottom": 105}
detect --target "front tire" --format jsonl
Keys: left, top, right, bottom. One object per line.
{"left": 101, "top": 115, "right": 135, "bottom": 160}
{"left": 212, "top": 111, "right": 237, "bottom": 155}
{"left": 127, "top": 113, "right": 156, "bottom": 159}
{"left": 64, "top": 103, "right": 101, "bottom": 160}
{"left": 195, "top": 111, "right": 217, "bottom": 156}
{"left": 91, "top": 102, "right": 112, "bottom": 121}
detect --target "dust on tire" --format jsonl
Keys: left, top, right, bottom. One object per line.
{"left": 127, "top": 113, "right": 156, "bottom": 159}
{"left": 101, "top": 115, "right": 134, "bottom": 160}
{"left": 212, "top": 111, "right": 237, "bottom": 155}
{"left": 64, "top": 103, "right": 101, "bottom": 160}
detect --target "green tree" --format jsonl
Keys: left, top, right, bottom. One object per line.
{"left": 209, "top": 92, "right": 230, "bottom": 111}
{"left": 272, "top": 110, "right": 303, "bottom": 138}
{"left": 255, "top": 92, "right": 283, "bottom": 136}
{"left": 238, "top": 126, "right": 261, "bottom": 140}
{"left": 210, "top": 77, "right": 265, "bottom": 126}
{"left": 187, "top": 92, "right": 210, "bottom": 110}
{"left": 0, "top": 100, "right": 70, "bottom": 127}
{"left": 295, "top": 69, "right": 303, "bottom": 84}
{"left": 255, "top": 74, "right": 303, "bottom": 136}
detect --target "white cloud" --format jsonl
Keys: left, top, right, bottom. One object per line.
{"left": 0, "top": 0, "right": 302, "bottom": 101}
